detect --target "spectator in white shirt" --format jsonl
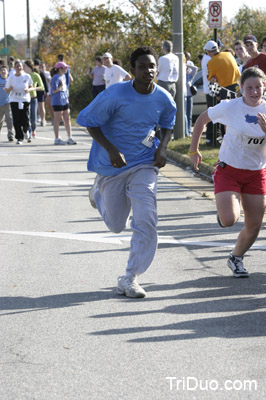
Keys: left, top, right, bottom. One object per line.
{"left": 157, "top": 40, "right": 179, "bottom": 99}
{"left": 102, "top": 52, "right": 131, "bottom": 88}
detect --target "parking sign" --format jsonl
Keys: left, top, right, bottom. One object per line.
{"left": 208, "top": 1, "right": 222, "bottom": 28}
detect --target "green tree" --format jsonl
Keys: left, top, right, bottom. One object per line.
{"left": 0, "top": 35, "right": 17, "bottom": 58}
{"left": 117, "top": 0, "right": 207, "bottom": 61}
{"left": 231, "top": 5, "right": 266, "bottom": 45}
{"left": 35, "top": 0, "right": 209, "bottom": 113}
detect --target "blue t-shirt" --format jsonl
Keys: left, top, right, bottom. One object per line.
{"left": 76, "top": 81, "right": 176, "bottom": 176}
{"left": 51, "top": 74, "right": 68, "bottom": 106}
{"left": 0, "top": 76, "right": 10, "bottom": 106}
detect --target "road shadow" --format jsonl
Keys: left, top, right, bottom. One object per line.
{"left": 89, "top": 273, "right": 266, "bottom": 342}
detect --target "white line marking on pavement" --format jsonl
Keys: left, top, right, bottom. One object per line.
{"left": 0, "top": 231, "right": 124, "bottom": 244}
{"left": 0, "top": 152, "right": 87, "bottom": 158}
{"left": 0, "top": 178, "right": 175, "bottom": 187}
{"left": 0, "top": 178, "right": 90, "bottom": 186}
{"left": 1, "top": 230, "right": 266, "bottom": 249}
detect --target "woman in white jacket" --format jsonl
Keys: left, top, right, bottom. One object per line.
{"left": 5, "top": 61, "right": 32, "bottom": 144}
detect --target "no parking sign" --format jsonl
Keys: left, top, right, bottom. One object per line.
{"left": 208, "top": 1, "right": 222, "bottom": 28}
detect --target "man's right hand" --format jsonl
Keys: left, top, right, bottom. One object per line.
{"left": 109, "top": 149, "right": 127, "bottom": 168}
{"left": 87, "top": 126, "right": 127, "bottom": 168}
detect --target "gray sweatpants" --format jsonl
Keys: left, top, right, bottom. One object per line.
{"left": 94, "top": 164, "right": 159, "bottom": 276}
{"left": 0, "top": 103, "right": 14, "bottom": 140}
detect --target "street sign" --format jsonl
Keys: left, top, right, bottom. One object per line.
{"left": 25, "top": 48, "right": 31, "bottom": 59}
{"left": 208, "top": 1, "right": 222, "bottom": 28}
{"left": 0, "top": 47, "right": 9, "bottom": 55}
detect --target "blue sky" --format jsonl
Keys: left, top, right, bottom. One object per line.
{"left": 0, "top": 0, "right": 265, "bottom": 38}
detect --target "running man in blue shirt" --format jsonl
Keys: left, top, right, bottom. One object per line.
{"left": 77, "top": 46, "right": 176, "bottom": 298}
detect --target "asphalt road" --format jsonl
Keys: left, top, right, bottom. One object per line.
{"left": 1, "top": 123, "right": 266, "bottom": 400}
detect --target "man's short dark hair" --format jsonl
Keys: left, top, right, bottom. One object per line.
{"left": 130, "top": 46, "right": 157, "bottom": 68}
{"left": 234, "top": 40, "right": 244, "bottom": 47}
{"left": 57, "top": 54, "right": 64, "bottom": 61}
{"left": 95, "top": 56, "right": 102, "bottom": 63}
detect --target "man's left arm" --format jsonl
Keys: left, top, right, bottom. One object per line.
{"left": 122, "top": 69, "right": 131, "bottom": 81}
{"left": 153, "top": 128, "right": 172, "bottom": 168}
{"left": 123, "top": 74, "right": 131, "bottom": 81}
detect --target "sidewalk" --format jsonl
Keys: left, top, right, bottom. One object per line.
{"left": 1, "top": 123, "right": 266, "bottom": 400}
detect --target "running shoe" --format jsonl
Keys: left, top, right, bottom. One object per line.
{"left": 88, "top": 176, "right": 100, "bottom": 209}
{"left": 67, "top": 137, "right": 77, "bottom": 145}
{"left": 227, "top": 252, "right": 249, "bottom": 278}
{"left": 88, "top": 186, "right": 97, "bottom": 208}
{"left": 54, "top": 138, "right": 66, "bottom": 145}
{"left": 117, "top": 275, "right": 146, "bottom": 298}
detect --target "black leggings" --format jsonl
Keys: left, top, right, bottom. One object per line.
{"left": 10, "top": 102, "right": 30, "bottom": 141}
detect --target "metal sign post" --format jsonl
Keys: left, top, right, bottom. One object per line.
{"left": 0, "top": 0, "right": 8, "bottom": 63}
{"left": 208, "top": 1, "right": 222, "bottom": 147}
{"left": 172, "top": 0, "right": 184, "bottom": 139}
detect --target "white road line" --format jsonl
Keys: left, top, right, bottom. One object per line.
{"left": 0, "top": 178, "right": 91, "bottom": 186}
{"left": 0, "top": 230, "right": 124, "bottom": 245}
{"left": 0, "top": 152, "right": 88, "bottom": 158}
{"left": 1, "top": 230, "right": 266, "bottom": 249}
{"left": 0, "top": 177, "right": 178, "bottom": 187}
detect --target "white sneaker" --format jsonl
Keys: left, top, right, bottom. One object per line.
{"left": 89, "top": 187, "right": 97, "bottom": 208}
{"left": 117, "top": 275, "right": 146, "bottom": 298}
{"left": 67, "top": 137, "right": 77, "bottom": 145}
{"left": 54, "top": 138, "right": 66, "bottom": 145}
{"left": 88, "top": 176, "right": 100, "bottom": 209}
{"left": 16, "top": 140, "right": 23, "bottom": 145}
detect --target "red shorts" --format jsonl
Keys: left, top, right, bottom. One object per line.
{"left": 212, "top": 163, "right": 266, "bottom": 195}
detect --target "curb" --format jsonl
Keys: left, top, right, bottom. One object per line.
{"left": 167, "top": 149, "right": 215, "bottom": 178}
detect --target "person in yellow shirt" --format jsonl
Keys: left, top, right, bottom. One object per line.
{"left": 204, "top": 40, "right": 241, "bottom": 136}
{"left": 204, "top": 40, "right": 240, "bottom": 92}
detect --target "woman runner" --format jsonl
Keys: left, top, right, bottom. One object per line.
{"left": 189, "top": 67, "right": 266, "bottom": 278}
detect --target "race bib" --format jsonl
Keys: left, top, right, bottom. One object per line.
{"left": 14, "top": 91, "right": 23, "bottom": 100}
{"left": 243, "top": 136, "right": 266, "bottom": 148}
{"left": 141, "top": 129, "right": 155, "bottom": 148}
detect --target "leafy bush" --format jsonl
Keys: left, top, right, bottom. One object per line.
{"left": 69, "top": 74, "right": 92, "bottom": 116}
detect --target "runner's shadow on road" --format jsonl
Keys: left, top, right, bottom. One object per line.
{"left": 127, "top": 310, "right": 266, "bottom": 342}
{"left": 62, "top": 247, "right": 130, "bottom": 255}
{"left": 0, "top": 289, "right": 117, "bottom": 316}
{"left": 89, "top": 273, "right": 266, "bottom": 341}
{"left": 144, "top": 273, "right": 266, "bottom": 298}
